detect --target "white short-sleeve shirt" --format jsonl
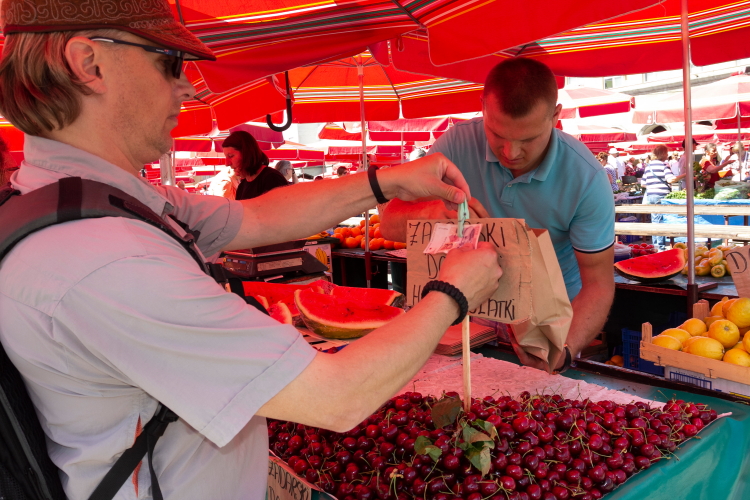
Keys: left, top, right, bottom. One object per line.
{"left": 0, "top": 136, "right": 317, "bottom": 499}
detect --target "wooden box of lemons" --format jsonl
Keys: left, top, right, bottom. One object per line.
{"left": 651, "top": 299, "right": 750, "bottom": 367}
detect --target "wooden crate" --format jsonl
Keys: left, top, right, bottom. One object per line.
{"left": 639, "top": 300, "right": 750, "bottom": 389}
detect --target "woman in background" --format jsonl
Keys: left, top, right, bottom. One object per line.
{"left": 223, "top": 131, "right": 289, "bottom": 200}
{"left": 597, "top": 151, "right": 618, "bottom": 193}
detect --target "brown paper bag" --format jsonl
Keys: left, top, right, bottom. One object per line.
{"left": 510, "top": 226, "right": 572, "bottom": 373}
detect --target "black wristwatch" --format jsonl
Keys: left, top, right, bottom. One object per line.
{"left": 421, "top": 280, "right": 469, "bottom": 326}
{"left": 555, "top": 345, "right": 572, "bottom": 374}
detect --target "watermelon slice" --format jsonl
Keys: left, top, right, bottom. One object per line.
{"left": 330, "top": 286, "right": 404, "bottom": 308}
{"left": 243, "top": 280, "right": 330, "bottom": 316}
{"left": 254, "top": 295, "right": 269, "bottom": 310}
{"left": 295, "top": 288, "right": 404, "bottom": 339}
{"left": 268, "top": 302, "right": 293, "bottom": 325}
{"left": 614, "top": 248, "right": 686, "bottom": 283}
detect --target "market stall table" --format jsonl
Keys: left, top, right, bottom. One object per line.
{"left": 614, "top": 271, "right": 736, "bottom": 301}
{"left": 477, "top": 346, "right": 750, "bottom": 500}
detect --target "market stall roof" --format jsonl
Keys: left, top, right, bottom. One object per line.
{"left": 169, "top": 0, "right": 661, "bottom": 93}
{"left": 562, "top": 124, "right": 637, "bottom": 153}
{"left": 381, "top": 0, "right": 750, "bottom": 80}
{"left": 633, "top": 74, "right": 750, "bottom": 124}
{"left": 558, "top": 88, "right": 635, "bottom": 120}
{"left": 319, "top": 117, "right": 468, "bottom": 142}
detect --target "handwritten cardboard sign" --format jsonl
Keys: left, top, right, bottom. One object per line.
{"left": 406, "top": 218, "right": 533, "bottom": 324}
{"left": 724, "top": 246, "right": 750, "bottom": 298}
{"left": 268, "top": 455, "right": 333, "bottom": 500}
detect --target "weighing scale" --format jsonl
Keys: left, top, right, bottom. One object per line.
{"left": 222, "top": 239, "right": 329, "bottom": 281}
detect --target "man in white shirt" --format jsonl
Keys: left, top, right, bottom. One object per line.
{"left": 608, "top": 147, "right": 625, "bottom": 180}
{"left": 0, "top": 1, "right": 503, "bottom": 498}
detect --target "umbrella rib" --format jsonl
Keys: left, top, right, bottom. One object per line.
{"left": 388, "top": 0, "right": 425, "bottom": 29}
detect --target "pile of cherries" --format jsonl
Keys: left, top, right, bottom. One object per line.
{"left": 268, "top": 391, "right": 717, "bottom": 500}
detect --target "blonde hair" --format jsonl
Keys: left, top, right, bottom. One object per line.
{"left": 0, "top": 30, "right": 120, "bottom": 136}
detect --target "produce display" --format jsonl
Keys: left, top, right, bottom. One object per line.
{"left": 333, "top": 214, "right": 407, "bottom": 250}
{"left": 613, "top": 248, "right": 685, "bottom": 283}
{"left": 295, "top": 286, "right": 405, "bottom": 339}
{"left": 268, "top": 391, "right": 718, "bottom": 499}
{"left": 664, "top": 188, "right": 715, "bottom": 200}
{"left": 650, "top": 297, "right": 750, "bottom": 366}
{"left": 676, "top": 242, "right": 736, "bottom": 278}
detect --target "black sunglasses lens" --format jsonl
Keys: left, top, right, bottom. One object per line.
{"left": 173, "top": 55, "right": 184, "bottom": 79}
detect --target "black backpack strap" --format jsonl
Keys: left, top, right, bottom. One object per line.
{"left": 86, "top": 405, "right": 178, "bottom": 500}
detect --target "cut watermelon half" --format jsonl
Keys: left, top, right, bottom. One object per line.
{"left": 614, "top": 248, "right": 686, "bottom": 283}
{"left": 268, "top": 302, "right": 293, "bottom": 325}
{"left": 295, "top": 288, "right": 404, "bottom": 339}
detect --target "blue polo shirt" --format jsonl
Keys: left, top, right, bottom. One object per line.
{"left": 429, "top": 118, "right": 614, "bottom": 299}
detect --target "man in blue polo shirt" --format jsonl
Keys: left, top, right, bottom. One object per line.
{"left": 381, "top": 58, "right": 615, "bottom": 371}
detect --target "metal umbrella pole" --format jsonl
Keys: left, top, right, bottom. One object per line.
{"left": 680, "top": 0, "right": 697, "bottom": 316}
{"left": 359, "top": 60, "right": 373, "bottom": 288}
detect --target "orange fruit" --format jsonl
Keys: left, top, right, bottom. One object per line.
{"left": 374, "top": 227, "right": 382, "bottom": 239}
{"left": 723, "top": 349, "right": 750, "bottom": 366}
{"left": 682, "top": 336, "right": 702, "bottom": 351}
{"left": 708, "top": 319, "right": 740, "bottom": 349}
{"left": 660, "top": 328, "right": 691, "bottom": 345}
{"left": 727, "top": 298, "right": 750, "bottom": 328}
{"left": 722, "top": 298, "right": 738, "bottom": 318}
{"left": 340, "top": 227, "right": 352, "bottom": 238}
{"left": 351, "top": 226, "right": 362, "bottom": 237}
{"left": 711, "top": 297, "right": 728, "bottom": 317}
{"left": 369, "top": 214, "right": 380, "bottom": 224}
{"left": 680, "top": 318, "right": 707, "bottom": 337}
{"left": 685, "top": 337, "right": 724, "bottom": 360}
{"left": 369, "top": 228, "right": 375, "bottom": 238}
{"left": 370, "top": 240, "right": 382, "bottom": 251}
{"left": 344, "top": 237, "right": 357, "bottom": 248}
{"left": 383, "top": 240, "right": 395, "bottom": 250}
{"left": 394, "top": 242, "right": 407, "bottom": 250}
{"left": 334, "top": 227, "right": 342, "bottom": 234}
{"left": 704, "top": 316, "right": 724, "bottom": 328}
{"left": 359, "top": 220, "right": 366, "bottom": 227}
{"left": 653, "top": 335, "right": 682, "bottom": 350}
{"left": 743, "top": 331, "right": 750, "bottom": 353}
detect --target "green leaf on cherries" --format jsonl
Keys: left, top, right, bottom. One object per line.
{"left": 414, "top": 435, "right": 442, "bottom": 462}
{"left": 462, "top": 425, "right": 495, "bottom": 448}
{"left": 473, "top": 419, "right": 499, "bottom": 441}
{"left": 466, "top": 446, "right": 492, "bottom": 477}
{"left": 431, "top": 396, "right": 462, "bottom": 429}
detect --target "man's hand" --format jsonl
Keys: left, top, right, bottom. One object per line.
{"left": 378, "top": 153, "right": 472, "bottom": 211}
{"left": 436, "top": 242, "right": 503, "bottom": 310}
{"left": 508, "top": 332, "right": 550, "bottom": 371}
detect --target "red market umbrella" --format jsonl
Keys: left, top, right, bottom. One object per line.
{"left": 172, "top": 65, "right": 287, "bottom": 137}
{"left": 319, "top": 117, "right": 468, "bottom": 142}
{"left": 286, "top": 52, "right": 484, "bottom": 123}
{"left": 558, "top": 88, "right": 635, "bottom": 119}
{"left": 562, "top": 124, "right": 637, "bottom": 153}
{"left": 633, "top": 74, "right": 750, "bottom": 124}
{"left": 645, "top": 123, "right": 719, "bottom": 143}
{"left": 172, "top": 0, "right": 661, "bottom": 93}
{"left": 380, "top": 0, "right": 750, "bottom": 80}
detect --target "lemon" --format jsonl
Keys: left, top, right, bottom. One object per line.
{"left": 722, "top": 298, "right": 739, "bottom": 318}
{"left": 653, "top": 335, "right": 682, "bottom": 350}
{"left": 732, "top": 341, "right": 746, "bottom": 351}
{"left": 704, "top": 316, "right": 724, "bottom": 328}
{"left": 681, "top": 318, "right": 708, "bottom": 337}
{"left": 661, "top": 328, "right": 691, "bottom": 344}
{"left": 683, "top": 336, "right": 702, "bottom": 351}
{"left": 723, "top": 349, "right": 750, "bottom": 367}
{"left": 673, "top": 242, "right": 687, "bottom": 250}
{"left": 686, "top": 337, "right": 725, "bottom": 360}
{"left": 727, "top": 298, "right": 750, "bottom": 328}
{"left": 711, "top": 299, "right": 727, "bottom": 317}
{"left": 708, "top": 319, "right": 741, "bottom": 349}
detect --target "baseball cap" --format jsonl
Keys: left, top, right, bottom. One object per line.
{"left": 1, "top": 0, "right": 215, "bottom": 61}
{"left": 608, "top": 147, "right": 618, "bottom": 154}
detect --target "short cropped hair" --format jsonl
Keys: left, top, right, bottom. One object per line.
{"left": 0, "top": 30, "right": 121, "bottom": 136}
{"left": 222, "top": 131, "right": 269, "bottom": 177}
{"left": 652, "top": 145, "right": 669, "bottom": 158}
{"left": 483, "top": 58, "right": 558, "bottom": 118}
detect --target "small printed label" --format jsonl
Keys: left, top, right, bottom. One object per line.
{"left": 258, "top": 258, "right": 302, "bottom": 272}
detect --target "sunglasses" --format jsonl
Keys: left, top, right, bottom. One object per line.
{"left": 89, "top": 37, "right": 185, "bottom": 79}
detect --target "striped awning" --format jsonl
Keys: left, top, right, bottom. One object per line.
{"left": 172, "top": 0, "right": 662, "bottom": 93}
{"left": 386, "top": 0, "right": 750, "bottom": 80}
